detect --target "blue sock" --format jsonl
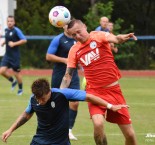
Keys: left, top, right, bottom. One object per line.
{"left": 69, "top": 109, "right": 77, "bottom": 129}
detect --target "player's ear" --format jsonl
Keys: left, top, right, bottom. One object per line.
{"left": 83, "top": 24, "right": 87, "bottom": 29}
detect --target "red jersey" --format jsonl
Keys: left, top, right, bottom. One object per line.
{"left": 67, "top": 31, "right": 121, "bottom": 88}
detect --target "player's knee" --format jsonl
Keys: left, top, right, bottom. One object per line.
{"left": 125, "top": 129, "right": 136, "bottom": 140}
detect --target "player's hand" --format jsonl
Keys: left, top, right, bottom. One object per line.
{"left": 117, "top": 33, "right": 137, "bottom": 43}
{"left": 1, "top": 130, "right": 12, "bottom": 143}
{"left": 127, "top": 33, "right": 137, "bottom": 41}
{"left": 8, "top": 41, "right": 15, "bottom": 47}
{"left": 111, "top": 104, "right": 129, "bottom": 112}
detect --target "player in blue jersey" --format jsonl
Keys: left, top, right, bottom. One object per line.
{"left": 1, "top": 78, "right": 128, "bottom": 145}
{"left": 46, "top": 25, "right": 80, "bottom": 140}
{"left": 0, "top": 15, "right": 27, "bottom": 95}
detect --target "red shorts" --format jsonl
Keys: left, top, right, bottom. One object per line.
{"left": 86, "top": 84, "right": 131, "bottom": 124}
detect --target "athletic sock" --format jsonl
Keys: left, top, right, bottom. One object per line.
{"left": 18, "top": 83, "right": 23, "bottom": 90}
{"left": 69, "top": 109, "right": 77, "bottom": 129}
{"left": 8, "top": 77, "right": 14, "bottom": 82}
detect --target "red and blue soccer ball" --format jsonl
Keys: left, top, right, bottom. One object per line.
{"left": 49, "top": 6, "right": 71, "bottom": 28}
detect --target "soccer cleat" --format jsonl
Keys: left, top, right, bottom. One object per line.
{"left": 17, "top": 89, "right": 23, "bottom": 96}
{"left": 69, "top": 130, "right": 78, "bottom": 141}
{"left": 11, "top": 80, "right": 17, "bottom": 91}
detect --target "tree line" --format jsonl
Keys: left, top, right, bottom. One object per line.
{"left": 15, "top": 0, "right": 155, "bottom": 69}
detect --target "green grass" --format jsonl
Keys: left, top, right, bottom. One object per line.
{"left": 0, "top": 76, "right": 155, "bottom": 145}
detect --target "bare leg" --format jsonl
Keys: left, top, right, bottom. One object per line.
{"left": 118, "top": 124, "right": 137, "bottom": 145}
{"left": 14, "top": 71, "right": 22, "bottom": 84}
{"left": 0, "top": 66, "right": 11, "bottom": 79}
{"left": 92, "top": 114, "right": 107, "bottom": 145}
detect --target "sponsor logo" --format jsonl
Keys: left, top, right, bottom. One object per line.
{"left": 80, "top": 48, "right": 100, "bottom": 66}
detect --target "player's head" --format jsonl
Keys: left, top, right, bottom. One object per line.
{"left": 67, "top": 19, "right": 89, "bottom": 43}
{"left": 7, "top": 15, "right": 15, "bottom": 29}
{"left": 31, "top": 78, "right": 51, "bottom": 105}
{"left": 107, "top": 22, "right": 114, "bottom": 33}
{"left": 100, "top": 16, "right": 109, "bottom": 29}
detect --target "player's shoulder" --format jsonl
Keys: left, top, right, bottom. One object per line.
{"left": 70, "top": 41, "right": 80, "bottom": 50}
{"left": 14, "top": 26, "right": 22, "bottom": 32}
{"left": 53, "top": 33, "right": 64, "bottom": 41}
{"left": 90, "top": 31, "right": 109, "bottom": 39}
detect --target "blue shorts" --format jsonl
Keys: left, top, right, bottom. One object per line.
{"left": 1, "top": 56, "right": 21, "bottom": 72}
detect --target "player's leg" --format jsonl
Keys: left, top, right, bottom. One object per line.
{"left": 118, "top": 124, "right": 137, "bottom": 145}
{"left": 0, "top": 66, "right": 17, "bottom": 89}
{"left": 92, "top": 114, "right": 107, "bottom": 145}
{"left": 14, "top": 70, "right": 23, "bottom": 95}
{"left": 69, "top": 101, "right": 79, "bottom": 140}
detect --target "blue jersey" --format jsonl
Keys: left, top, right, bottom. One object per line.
{"left": 47, "top": 33, "right": 80, "bottom": 89}
{"left": 26, "top": 88, "right": 86, "bottom": 145}
{"left": 4, "top": 26, "right": 26, "bottom": 61}
{"left": 95, "top": 26, "right": 109, "bottom": 32}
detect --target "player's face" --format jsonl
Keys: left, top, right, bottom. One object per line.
{"left": 100, "top": 17, "right": 109, "bottom": 29}
{"left": 68, "top": 23, "right": 89, "bottom": 43}
{"left": 36, "top": 91, "right": 51, "bottom": 105}
{"left": 107, "top": 23, "right": 113, "bottom": 32}
{"left": 7, "top": 17, "right": 15, "bottom": 29}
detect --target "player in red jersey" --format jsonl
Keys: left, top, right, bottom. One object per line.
{"left": 60, "top": 19, "right": 137, "bottom": 145}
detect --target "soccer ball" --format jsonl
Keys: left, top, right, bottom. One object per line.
{"left": 49, "top": 6, "right": 71, "bottom": 28}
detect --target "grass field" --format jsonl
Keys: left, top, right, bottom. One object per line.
{"left": 0, "top": 76, "right": 155, "bottom": 145}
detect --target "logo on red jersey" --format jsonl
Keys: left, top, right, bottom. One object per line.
{"left": 80, "top": 41, "right": 100, "bottom": 66}
{"left": 90, "top": 41, "right": 97, "bottom": 49}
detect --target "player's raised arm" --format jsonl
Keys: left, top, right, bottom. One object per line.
{"left": 60, "top": 67, "right": 75, "bottom": 89}
{"left": 107, "top": 32, "right": 137, "bottom": 44}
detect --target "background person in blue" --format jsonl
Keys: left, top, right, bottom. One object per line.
{"left": 46, "top": 25, "right": 80, "bottom": 140}
{"left": 0, "top": 15, "right": 27, "bottom": 95}
{"left": 1, "top": 78, "right": 128, "bottom": 145}
{"left": 95, "top": 16, "right": 109, "bottom": 32}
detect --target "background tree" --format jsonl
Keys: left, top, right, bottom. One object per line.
{"left": 14, "top": 0, "right": 155, "bottom": 69}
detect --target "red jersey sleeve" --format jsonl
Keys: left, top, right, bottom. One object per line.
{"left": 67, "top": 44, "right": 79, "bottom": 68}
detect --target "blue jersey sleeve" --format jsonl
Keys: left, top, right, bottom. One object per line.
{"left": 52, "top": 88, "right": 86, "bottom": 101}
{"left": 47, "top": 33, "right": 63, "bottom": 54}
{"left": 95, "top": 26, "right": 101, "bottom": 31}
{"left": 25, "top": 95, "right": 34, "bottom": 114}
{"left": 15, "top": 27, "right": 27, "bottom": 40}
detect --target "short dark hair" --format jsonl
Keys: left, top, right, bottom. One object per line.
{"left": 67, "top": 19, "right": 83, "bottom": 29}
{"left": 31, "top": 78, "right": 50, "bottom": 99}
{"left": 7, "top": 15, "right": 15, "bottom": 19}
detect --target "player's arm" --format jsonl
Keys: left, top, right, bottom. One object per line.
{"left": 46, "top": 54, "right": 67, "bottom": 64}
{"left": 1, "top": 40, "right": 6, "bottom": 47}
{"left": 107, "top": 33, "right": 137, "bottom": 44}
{"left": 1, "top": 111, "right": 33, "bottom": 143}
{"left": 85, "top": 93, "right": 129, "bottom": 112}
{"left": 60, "top": 67, "right": 75, "bottom": 88}
{"left": 8, "top": 39, "right": 27, "bottom": 47}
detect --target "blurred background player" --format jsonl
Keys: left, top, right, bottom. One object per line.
{"left": 0, "top": 15, "right": 27, "bottom": 95}
{"left": 46, "top": 25, "right": 80, "bottom": 140}
{"left": 107, "top": 22, "right": 118, "bottom": 53}
{"left": 95, "top": 16, "right": 109, "bottom": 32}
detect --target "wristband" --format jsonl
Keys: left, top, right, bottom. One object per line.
{"left": 107, "top": 103, "right": 113, "bottom": 109}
